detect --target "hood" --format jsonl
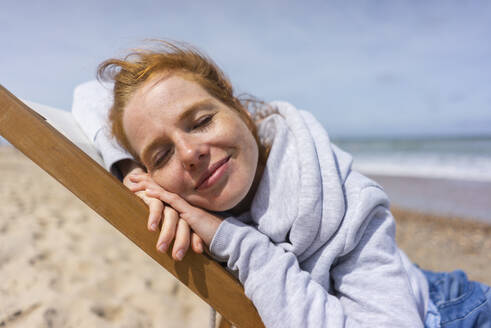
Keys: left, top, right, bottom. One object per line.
{"left": 250, "top": 101, "right": 353, "bottom": 261}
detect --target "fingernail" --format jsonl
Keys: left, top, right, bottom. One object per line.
{"left": 150, "top": 223, "right": 158, "bottom": 231}
{"left": 176, "top": 249, "right": 184, "bottom": 261}
{"left": 158, "top": 242, "right": 167, "bottom": 252}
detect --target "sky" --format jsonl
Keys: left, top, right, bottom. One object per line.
{"left": 1, "top": 1, "right": 490, "bottom": 139}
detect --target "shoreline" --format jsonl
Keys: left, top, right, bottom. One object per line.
{"left": 368, "top": 173, "right": 491, "bottom": 224}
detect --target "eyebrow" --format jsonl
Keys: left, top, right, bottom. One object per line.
{"left": 141, "top": 98, "right": 216, "bottom": 165}
{"left": 177, "top": 98, "right": 216, "bottom": 122}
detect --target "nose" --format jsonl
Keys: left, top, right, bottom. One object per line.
{"left": 175, "top": 135, "right": 209, "bottom": 170}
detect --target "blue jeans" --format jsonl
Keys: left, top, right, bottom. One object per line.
{"left": 423, "top": 269, "right": 491, "bottom": 327}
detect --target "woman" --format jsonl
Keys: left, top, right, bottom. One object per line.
{"left": 72, "top": 41, "right": 491, "bottom": 327}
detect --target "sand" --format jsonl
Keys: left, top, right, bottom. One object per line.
{"left": 0, "top": 147, "right": 210, "bottom": 327}
{"left": 1, "top": 146, "right": 490, "bottom": 327}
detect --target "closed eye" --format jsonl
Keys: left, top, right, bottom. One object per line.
{"left": 152, "top": 149, "right": 171, "bottom": 168}
{"left": 192, "top": 113, "right": 215, "bottom": 131}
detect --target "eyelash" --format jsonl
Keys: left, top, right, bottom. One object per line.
{"left": 152, "top": 149, "right": 170, "bottom": 168}
{"left": 192, "top": 113, "right": 215, "bottom": 131}
{"left": 151, "top": 113, "right": 216, "bottom": 169}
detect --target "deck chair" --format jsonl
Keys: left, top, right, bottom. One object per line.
{"left": 0, "top": 85, "right": 264, "bottom": 328}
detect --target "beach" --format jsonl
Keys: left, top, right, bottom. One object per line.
{"left": 0, "top": 147, "right": 210, "bottom": 327}
{"left": 1, "top": 146, "right": 490, "bottom": 327}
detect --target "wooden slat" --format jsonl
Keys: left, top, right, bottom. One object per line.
{"left": 0, "top": 85, "right": 264, "bottom": 328}
{"left": 219, "top": 316, "right": 234, "bottom": 328}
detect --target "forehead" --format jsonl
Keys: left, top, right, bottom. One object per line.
{"left": 122, "top": 74, "right": 211, "bottom": 153}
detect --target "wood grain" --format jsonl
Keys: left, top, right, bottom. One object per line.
{"left": 219, "top": 316, "right": 234, "bottom": 328}
{"left": 0, "top": 85, "right": 264, "bottom": 328}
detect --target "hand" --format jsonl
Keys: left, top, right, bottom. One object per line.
{"left": 121, "top": 164, "right": 204, "bottom": 260}
{"left": 122, "top": 165, "right": 162, "bottom": 232}
{"left": 128, "top": 175, "right": 223, "bottom": 247}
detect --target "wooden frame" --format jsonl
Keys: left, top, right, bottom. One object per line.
{"left": 0, "top": 85, "right": 264, "bottom": 328}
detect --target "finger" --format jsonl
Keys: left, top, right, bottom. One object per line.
{"left": 134, "top": 190, "right": 151, "bottom": 204}
{"left": 172, "top": 219, "right": 191, "bottom": 261}
{"left": 146, "top": 188, "right": 219, "bottom": 242}
{"left": 125, "top": 175, "right": 144, "bottom": 188}
{"left": 148, "top": 199, "right": 164, "bottom": 231}
{"left": 145, "top": 188, "right": 190, "bottom": 215}
{"left": 156, "top": 206, "right": 179, "bottom": 253}
{"left": 191, "top": 232, "right": 204, "bottom": 254}
{"left": 128, "top": 174, "right": 149, "bottom": 182}
{"left": 124, "top": 177, "right": 145, "bottom": 191}
{"left": 128, "top": 181, "right": 149, "bottom": 193}
{"left": 123, "top": 176, "right": 136, "bottom": 188}
{"left": 129, "top": 178, "right": 163, "bottom": 193}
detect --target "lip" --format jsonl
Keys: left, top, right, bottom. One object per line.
{"left": 195, "top": 156, "right": 231, "bottom": 190}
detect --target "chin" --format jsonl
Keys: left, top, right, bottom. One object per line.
{"left": 185, "top": 195, "right": 231, "bottom": 212}
{"left": 192, "top": 185, "right": 248, "bottom": 212}
{"left": 217, "top": 183, "right": 253, "bottom": 212}
{"left": 206, "top": 195, "right": 243, "bottom": 212}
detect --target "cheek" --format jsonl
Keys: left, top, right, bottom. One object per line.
{"left": 234, "top": 123, "right": 258, "bottom": 163}
{"left": 151, "top": 166, "right": 186, "bottom": 195}
{"left": 225, "top": 120, "right": 259, "bottom": 180}
{"left": 221, "top": 115, "right": 256, "bottom": 149}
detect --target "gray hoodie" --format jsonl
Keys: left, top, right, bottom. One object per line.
{"left": 72, "top": 81, "right": 428, "bottom": 327}
{"left": 209, "top": 101, "right": 428, "bottom": 327}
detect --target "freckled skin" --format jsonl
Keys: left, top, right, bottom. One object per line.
{"left": 123, "top": 73, "right": 259, "bottom": 212}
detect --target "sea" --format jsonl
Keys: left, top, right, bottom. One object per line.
{"left": 334, "top": 136, "right": 491, "bottom": 182}
{"left": 334, "top": 136, "right": 491, "bottom": 223}
{"left": 2, "top": 135, "right": 490, "bottom": 223}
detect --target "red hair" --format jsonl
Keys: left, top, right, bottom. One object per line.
{"left": 97, "top": 40, "right": 273, "bottom": 165}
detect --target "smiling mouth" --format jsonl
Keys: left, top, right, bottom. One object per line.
{"left": 195, "top": 156, "right": 231, "bottom": 190}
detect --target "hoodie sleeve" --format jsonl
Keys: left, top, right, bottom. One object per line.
{"left": 71, "top": 80, "right": 132, "bottom": 179}
{"left": 210, "top": 218, "right": 348, "bottom": 328}
{"left": 209, "top": 187, "right": 423, "bottom": 328}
